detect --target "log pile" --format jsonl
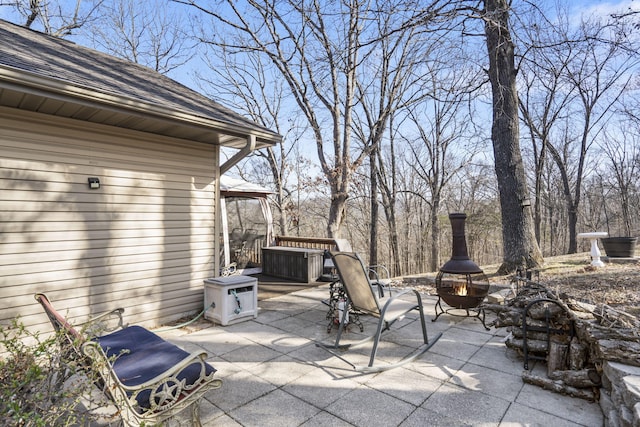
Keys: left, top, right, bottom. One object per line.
{"left": 487, "top": 281, "right": 640, "bottom": 401}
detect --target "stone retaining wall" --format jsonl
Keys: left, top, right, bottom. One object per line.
{"left": 402, "top": 274, "right": 435, "bottom": 287}
{"left": 600, "top": 362, "right": 640, "bottom": 427}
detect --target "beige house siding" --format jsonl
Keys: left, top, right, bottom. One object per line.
{"left": 1, "top": 107, "right": 219, "bottom": 331}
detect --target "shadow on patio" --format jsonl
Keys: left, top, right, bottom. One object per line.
{"left": 87, "top": 277, "right": 604, "bottom": 426}
{"left": 156, "top": 278, "right": 604, "bottom": 427}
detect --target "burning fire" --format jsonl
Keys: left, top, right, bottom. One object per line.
{"left": 452, "top": 283, "right": 468, "bottom": 296}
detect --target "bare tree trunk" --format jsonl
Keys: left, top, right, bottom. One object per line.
{"left": 369, "top": 149, "right": 379, "bottom": 268}
{"left": 430, "top": 194, "right": 440, "bottom": 272}
{"left": 377, "top": 146, "right": 402, "bottom": 276}
{"left": 484, "top": 0, "right": 543, "bottom": 273}
{"left": 328, "top": 190, "right": 348, "bottom": 238}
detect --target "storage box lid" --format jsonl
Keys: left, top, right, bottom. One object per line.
{"left": 204, "top": 275, "right": 257, "bottom": 286}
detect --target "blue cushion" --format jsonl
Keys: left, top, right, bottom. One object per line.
{"left": 95, "top": 326, "right": 216, "bottom": 409}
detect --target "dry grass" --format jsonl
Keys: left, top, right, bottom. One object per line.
{"left": 485, "top": 252, "right": 640, "bottom": 319}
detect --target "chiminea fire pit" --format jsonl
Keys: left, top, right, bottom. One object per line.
{"left": 433, "top": 213, "right": 490, "bottom": 330}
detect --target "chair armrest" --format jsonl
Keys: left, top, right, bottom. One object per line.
{"left": 382, "top": 288, "right": 418, "bottom": 303}
{"left": 78, "top": 308, "right": 126, "bottom": 338}
{"left": 368, "top": 264, "right": 391, "bottom": 297}
{"left": 379, "top": 289, "right": 423, "bottom": 323}
{"left": 368, "top": 264, "right": 390, "bottom": 280}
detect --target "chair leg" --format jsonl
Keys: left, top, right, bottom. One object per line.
{"left": 317, "top": 298, "right": 352, "bottom": 350}
{"left": 418, "top": 299, "right": 429, "bottom": 345}
{"left": 367, "top": 292, "right": 435, "bottom": 370}
{"left": 367, "top": 318, "right": 387, "bottom": 367}
{"left": 332, "top": 299, "right": 351, "bottom": 348}
{"left": 316, "top": 301, "right": 365, "bottom": 370}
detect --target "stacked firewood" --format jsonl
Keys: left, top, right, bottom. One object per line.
{"left": 485, "top": 281, "right": 640, "bottom": 401}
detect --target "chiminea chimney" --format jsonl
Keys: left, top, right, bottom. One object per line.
{"left": 433, "top": 213, "right": 490, "bottom": 330}
{"left": 439, "top": 213, "right": 483, "bottom": 274}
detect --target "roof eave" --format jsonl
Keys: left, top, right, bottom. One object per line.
{"left": 0, "top": 66, "right": 282, "bottom": 149}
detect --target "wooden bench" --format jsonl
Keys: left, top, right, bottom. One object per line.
{"left": 35, "top": 293, "right": 222, "bottom": 427}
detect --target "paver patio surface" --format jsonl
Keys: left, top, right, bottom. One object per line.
{"left": 160, "top": 283, "right": 603, "bottom": 427}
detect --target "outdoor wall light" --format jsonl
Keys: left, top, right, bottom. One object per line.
{"left": 88, "top": 177, "right": 100, "bottom": 189}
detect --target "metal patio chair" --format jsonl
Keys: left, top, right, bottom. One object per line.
{"left": 316, "top": 252, "right": 442, "bottom": 372}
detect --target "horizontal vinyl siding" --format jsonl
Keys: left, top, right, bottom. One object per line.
{"left": 0, "top": 109, "right": 218, "bottom": 332}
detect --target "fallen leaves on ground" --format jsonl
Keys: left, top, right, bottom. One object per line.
{"left": 490, "top": 254, "right": 640, "bottom": 320}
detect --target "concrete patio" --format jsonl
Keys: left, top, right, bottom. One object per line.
{"left": 151, "top": 282, "right": 605, "bottom": 427}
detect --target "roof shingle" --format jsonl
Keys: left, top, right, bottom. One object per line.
{"left": 0, "top": 19, "right": 281, "bottom": 146}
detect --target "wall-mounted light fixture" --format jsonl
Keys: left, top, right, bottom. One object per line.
{"left": 88, "top": 177, "right": 100, "bottom": 189}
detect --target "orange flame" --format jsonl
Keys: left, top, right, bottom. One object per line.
{"left": 452, "top": 283, "right": 468, "bottom": 296}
